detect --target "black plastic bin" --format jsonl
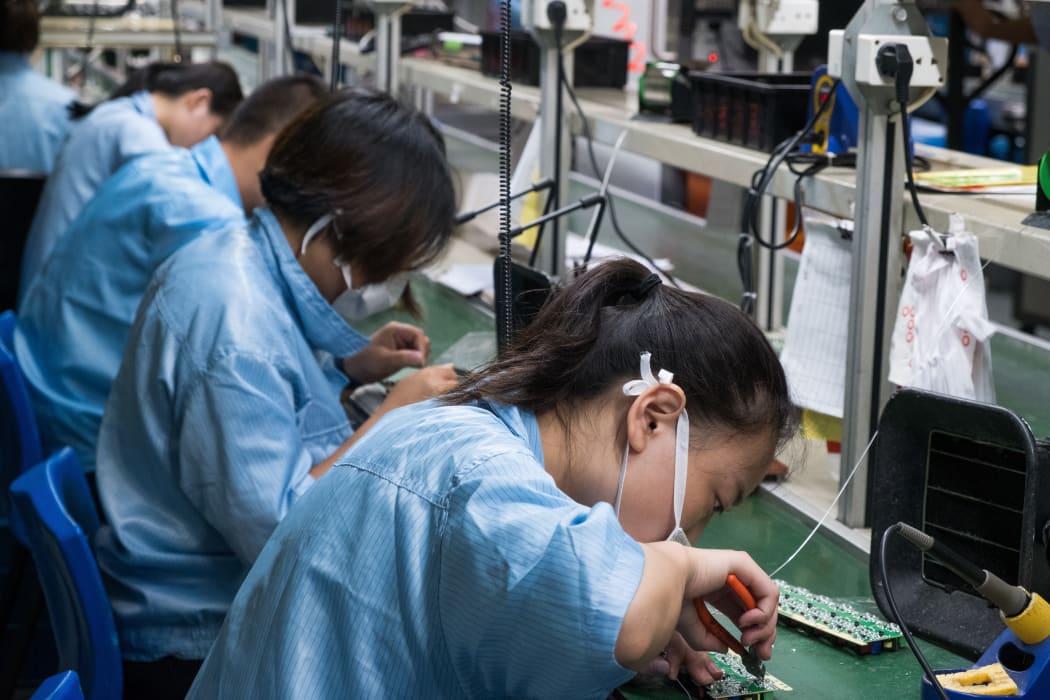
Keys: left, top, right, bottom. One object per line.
{"left": 480, "top": 31, "right": 629, "bottom": 88}
{"left": 688, "top": 71, "right": 811, "bottom": 151}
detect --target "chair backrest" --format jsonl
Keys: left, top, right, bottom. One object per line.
{"left": 9, "top": 449, "right": 121, "bottom": 700}
{"left": 31, "top": 671, "right": 85, "bottom": 700}
{"left": 0, "top": 313, "right": 43, "bottom": 520}
{"left": 0, "top": 172, "right": 47, "bottom": 312}
{"left": 0, "top": 309, "right": 15, "bottom": 350}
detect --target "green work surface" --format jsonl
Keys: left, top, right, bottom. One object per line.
{"left": 352, "top": 273, "right": 494, "bottom": 359}
{"left": 619, "top": 495, "right": 970, "bottom": 699}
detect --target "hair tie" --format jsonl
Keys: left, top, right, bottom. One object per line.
{"left": 634, "top": 273, "right": 662, "bottom": 300}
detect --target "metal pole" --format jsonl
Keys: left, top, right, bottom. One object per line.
{"left": 839, "top": 108, "right": 905, "bottom": 527}
{"left": 755, "top": 48, "right": 789, "bottom": 330}
{"left": 534, "top": 37, "right": 573, "bottom": 278}
{"left": 272, "top": 0, "right": 285, "bottom": 77}
{"left": 376, "top": 12, "right": 392, "bottom": 91}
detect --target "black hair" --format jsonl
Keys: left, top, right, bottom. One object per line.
{"left": 259, "top": 88, "right": 455, "bottom": 285}
{"left": 1, "top": 0, "right": 38, "bottom": 53}
{"left": 71, "top": 61, "right": 243, "bottom": 120}
{"left": 219, "top": 74, "right": 328, "bottom": 147}
{"left": 447, "top": 259, "right": 799, "bottom": 447}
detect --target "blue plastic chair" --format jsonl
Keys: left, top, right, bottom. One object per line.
{"left": 0, "top": 310, "right": 15, "bottom": 352}
{"left": 0, "top": 310, "right": 43, "bottom": 484}
{"left": 31, "top": 671, "right": 84, "bottom": 700}
{"left": 9, "top": 449, "right": 121, "bottom": 700}
{"left": 0, "top": 309, "right": 46, "bottom": 697}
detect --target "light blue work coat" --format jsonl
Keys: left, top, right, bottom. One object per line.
{"left": 189, "top": 399, "right": 645, "bottom": 699}
{"left": 14, "top": 136, "right": 243, "bottom": 471}
{"left": 93, "top": 207, "right": 369, "bottom": 662}
{"left": 0, "top": 52, "right": 75, "bottom": 173}
{"left": 19, "top": 90, "right": 170, "bottom": 298}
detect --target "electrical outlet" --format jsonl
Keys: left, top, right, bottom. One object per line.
{"left": 855, "top": 34, "right": 948, "bottom": 88}
{"left": 754, "top": 0, "right": 818, "bottom": 36}
{"left": 520, "top": 0, "right": 592, "bottom": 33}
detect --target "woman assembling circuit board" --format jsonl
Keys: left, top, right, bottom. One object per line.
{"left": 187, "top": 259, "right": 799, "bottom": 699}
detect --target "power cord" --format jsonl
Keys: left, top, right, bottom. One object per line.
{"left": 496, "top": 0, "right": 513, "bottom": 351}
{"left": 879, "top": 524, "right": 950, "bottom": 700}
{"left": 735, "top": 78, "right": 841, "bottom": 311}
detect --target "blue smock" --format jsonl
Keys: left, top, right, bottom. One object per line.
{"left": 13, "top": 136, "right": 243, "bottom": 471}
{"left": 0, "top": 52, "right": 75, "bottom": 173}
{"left": 19, "top": 90, "right": 170, "bottom": 299}
{"left": 93, "top": 207, "right": 369, "bottom": 662}
{"left": 189, "top": 400, "right": 645, "bottom": 699}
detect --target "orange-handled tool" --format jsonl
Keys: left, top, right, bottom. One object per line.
{"left": 693, "top": 574, "right": 767, "bottom": 680}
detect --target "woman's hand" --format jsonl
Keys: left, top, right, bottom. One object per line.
{"left": 644, "top": 633, "right": 724, "bottom": 686}
{"left": 343, "top": 322, "right": 431, "bottom": 384}
{"left": 678, "top": 549, "right": 779, "bottom": 661}
{"left": 383, "top": 364, "right": 459, "bottom": 410}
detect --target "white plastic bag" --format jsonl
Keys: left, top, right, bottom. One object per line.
{"left": 888, "top": 214, "right": 996, "bottom": 402}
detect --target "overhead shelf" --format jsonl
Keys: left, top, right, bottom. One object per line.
{"left": 219, "top": 8, "right": 1050, "bottom": 282}
{"left": 40, "top": 15, "right": 216, "bottom": 49}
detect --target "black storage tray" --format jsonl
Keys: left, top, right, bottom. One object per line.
{"left": 480, "top": 31, "right": 629, "bottom": 89}
{"left": 688, "top": 71, "right": 811, "bottom": 151}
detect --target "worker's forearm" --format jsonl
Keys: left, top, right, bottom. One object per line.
{"left": 615, "top": 541, "right": 692, "bottom": 671}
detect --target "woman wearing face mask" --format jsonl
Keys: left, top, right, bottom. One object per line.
{"left": 19, "top": 60, "right": 244, "bottom": 301}
{"left": 91, "top": 89, "right": 457, "bottom": 697}
{"left": 188, "top": 258, "right": 799, "bottom": 699}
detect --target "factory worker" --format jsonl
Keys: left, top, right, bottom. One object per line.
{"left": 189, "top": 258, "right": 797, "bottom": 700}
{"left": 93, "top": 89, "right": 458, "bottom": 697}
{"left": 14, "top": 75, "right": 327, "bottom": 472}
{"left": 0, "top": 0, "right": 75, "bottom": 173}
{"left": 19, "top": 60, "right": 243, "bottom": 299}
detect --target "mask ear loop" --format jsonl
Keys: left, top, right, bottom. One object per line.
{"left": 613, "top": 441, "right": 629, "bottom": 515}
{"left": 299, "top": 212, "right": 336, "bottom": 256}
{"left": 620, "top": 353, "right": 689, "bottom": 538}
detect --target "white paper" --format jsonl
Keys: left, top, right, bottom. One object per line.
{"left": 779, "top": 216, "right": 853, "bottom": 418}
{"left": 435, "top": 264, "right": 493, "bottom": 297}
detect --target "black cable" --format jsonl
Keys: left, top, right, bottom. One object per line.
{"left": 170, "top": 0, "right": 183, "bottom": 61}
{"left": 742, "top": 80, "right": 841, "bottom": 250}
{"left": 550, "top": 3, "right": 565, "bottom": 277}
{"left": 880, "top": 525, "right": 950, "bottom": 700}
{"left": 900, "top": 103, "right": 929, "bottom": 229}
{"left": 559, "top": 65, "right": 680, "bottom": 287}
{"left": 330, "top": 0, "right": 344, "bottom": 88}
{"left": 496, "top": 0, "right": 513, "bottom": 352}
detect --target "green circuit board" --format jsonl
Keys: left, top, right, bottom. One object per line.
{"left": 705, "top": 652, "right": 792, "bottom": 699}
{"left": 775, "top": 580, "right": 904, "bottom": 654}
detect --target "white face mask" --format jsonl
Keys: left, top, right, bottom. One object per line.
{"left": 615, "top": 352, "right": 692, "bottom": 546}
{"left": 299, "top": 212, "right": 408, "bottom": 322}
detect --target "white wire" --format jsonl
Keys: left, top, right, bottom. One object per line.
{"left": 585, "top": 129, "right": 629, "bottom": 236}
{"left": 767, "top": 429, "right": 879, "bottom": 578}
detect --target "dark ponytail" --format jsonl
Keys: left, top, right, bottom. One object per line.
{"left": 73, "top": 61, "right": 243, "bottom": 120}
{"left": 1, "top": 0, "right": 40, "bottom": 53}
{"left": 112, "top": 61, "right": 242, "bottom": 114}
{"left": 446, "top": 258, "right": 798, "bottom": 446}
